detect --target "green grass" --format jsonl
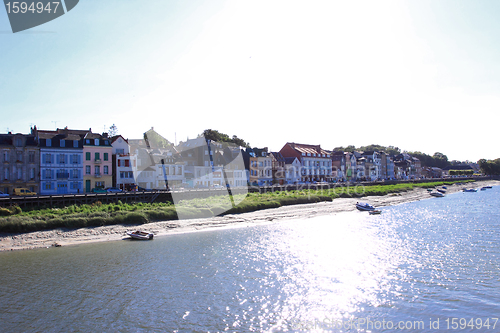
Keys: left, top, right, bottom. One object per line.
{"left": 0, "top": 180, "right": 474, "bottom": 233}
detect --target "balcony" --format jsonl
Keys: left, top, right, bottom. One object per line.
{"left": 94, "top": 159, "right": 102, "bottom": 164}
{"left": 95, "top": 173, "right": 102, "bottom": 178}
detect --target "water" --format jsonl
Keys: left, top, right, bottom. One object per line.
{"left": 1, "top": 187, "right": 500, "bottom": 332}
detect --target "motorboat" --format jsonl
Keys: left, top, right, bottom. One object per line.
{"left": 462, "top": 188, "right": 477, "bottom": 193}
{"left": 430, "top": 191, "right": 445, "bottom": 197}
{"left": 127, "top": 230, "right": 154, "bottom": 240}
{"left": 369, "top": 210, "right": 382, "bottom": 215}
{"left": 356, "top": 202, "right": 375, "bottom": 211}
{"left": 437, "top": 188, "right": 446, "bottom": 194}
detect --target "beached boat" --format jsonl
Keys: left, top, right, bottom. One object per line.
{"left": 437, "top": 188, "right": 446, "bottom": 194}
{"left": 430, "top": 191, "right": 445, "bottom": 197}
{"left": 127, "top": 230, "right": 154, "bottom": 240}
{"left": 462, "top": 188, "right": 477, "bottom": 193}
{"left": 369, "top": 210, "right": 382, "bottom": 215}
{"left": 356, "top": 202, "right": 375, "bottom": 211}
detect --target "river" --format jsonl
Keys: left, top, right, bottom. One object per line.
{"left": 1, "top": 186, "right": 499, "bottom": 332}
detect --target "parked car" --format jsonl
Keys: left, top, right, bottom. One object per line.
{"left": 13, "top": 188, "right": 37, "bottom": 196}
{"left": 91, "top": 188, "right": 107, "bottom": 193}
{"left": 0, "top": 191, "right": 9, "bottom": 198}
{"left": 105, "top": 187, "right": 123, "bottom": 193}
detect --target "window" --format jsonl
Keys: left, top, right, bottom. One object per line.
{"left": 103, "top": 166, "right": 109, "bottom": 175}
{"left": 16, "top": 167, "right": 22, "bottom": 180}
{"left": 95, "top": 152, "right": 100, "bottom": 161}
{"left": 103, "top": 153, "right": 108, "bottom": 161}
{"left": 2, "top": 151, "right": 8, "bottom": 162}
{"left": 44, "top": 153, "right": 52, "bottom": 164}
{"left": 120, "top": 171, "right": 125, "bottom": 179}
{"left": 72, "top": 154, "right": 79, "bottom": 164}
{"left": 95, "top": 166, "right": 100, "bottom": 175}
{"left": 128, "top": 171, "right": 134, "bottom": 178}
{"left": 85, "top": 139, "right": 90, "bottom": 145}
{"left": 28, "top": 151, "right": 35, "bottom": 163}
{"left": 94, "top": 139, "right": 99, "bottom": 146}
{"left": 60, "top": 140, "right": 65, "bottom": 148}
{"left": 73, "top": 140, "right": 79, "bottom": 148}
{"left": 45, "top": 182, "right": 52, "bottom": 190}
{"left": 45, "top": 169, "right": 52, "bottom": 179}
{"left": 4, "top": 168, "right": 9, "bottom": 180}
{"left": 16, "top": 151, "right": 22, "bottom": 162}
{"left": 72, "top": 169, "right": 79, "bottom": 179}
{"left": 116, "top": 149, "right": 124, "bottom": 155}
{"left": 86, "top": 165, "right": 91, "bottom": 175}
{"left": 86, "top": 152, "right": 91, "bottom": 161}
{"left": 59, "top": 154, "right": 65, "bottom": 164}
{"left": 30, "top": 168, "right": 35, "bottom": 180}
{"left": 124, "top": 160, "right": 130, "bottom": 167}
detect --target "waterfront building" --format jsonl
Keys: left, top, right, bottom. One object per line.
{"left": 0, "top": 132, "right": 40, "bottom": 195}
{"left": 111, "top": 135, "right": 137, "bottom": 190}
{"left": 362, "top": 151, "right": 382, "bottom": 181}
{"left": 279, "top": 142, "right": 332, "bottom": 183}
{"left": 345, "top": 152, "right": 357, "bottom": 181}
{"left": 270, "top": 152, "right": 286, "bottom": 185}
{"left": 284, "top": 157, "right": 301, "bottom": 184}
{"left": 83, "top": 132, "right": 112, "bottom": 192}
{"left": 35, "top": 128, "right": 84, "bottom": 195}
{"left": 331, "top": 151, "right": 346, "bottom": 181}
{"left": 249, "top": 147, "right": 272, "bottom": 186}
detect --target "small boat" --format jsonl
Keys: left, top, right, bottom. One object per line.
{"left": 430, "top": 191, "right": 445, "bottom": 197}
{"left": 369, "top": 210, "right": 382, "bottom": 215}
{"left": 481, "top": 186, "right": 492, "bottom": 190}
{"left": 427, "top": 188, "right": 433, "bottom": 192}
{"left": 442, "top": 186, "right": 447, "bottom": 189}
{"left": 462, "top": 188, "right": 477, "bottom": 193}
{"left": 127, "top": 230, "right": 154, "bottom": 240}
{"left": 356, "top": 202, "right": 375, "bottom": 211}
{"left": 437, "top": 188, "right": 446, "bottom": 194}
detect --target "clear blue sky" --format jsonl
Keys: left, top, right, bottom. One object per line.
{"left": 1, "top": 0, "right": 500, "bottom": 162}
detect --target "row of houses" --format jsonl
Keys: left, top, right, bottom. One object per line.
{"left": 1, "top": 127, "right": 469, "bottom": 195}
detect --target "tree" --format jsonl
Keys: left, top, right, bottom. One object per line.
{"left": 108, "top": 124, "right": 118, "bottom": 137}
{"left": 202, "top": 129, "right": 250, "bottom": 147}
{"left": 144, "top": 128, "right": 172, "bottom": 149}
{"left": 433, "top": 152, "right": 450, "bottom": 168}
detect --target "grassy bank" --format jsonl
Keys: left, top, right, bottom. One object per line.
{"left": 0, "top": 180, "right": 473, "bottom": 233}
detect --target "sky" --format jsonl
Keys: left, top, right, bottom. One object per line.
{"left": 1, "top": 0, "right": 500, "bottom": 162}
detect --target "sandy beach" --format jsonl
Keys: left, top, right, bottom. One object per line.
{"left": 1, "top": 180, "right": 497, "bottom": 252}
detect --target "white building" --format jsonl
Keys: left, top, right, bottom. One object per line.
{"left": 112, "top": 135, "right": 138, "bottom": 190}
{"left": 284, "top": 157, "right": 301, "bottom": 184}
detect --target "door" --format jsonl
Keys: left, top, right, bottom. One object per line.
{"left": 85, "top": 180, "right": 91, "bottom": 193}
{"left": 57, "top": 183, "right": 68, "bottom": 194}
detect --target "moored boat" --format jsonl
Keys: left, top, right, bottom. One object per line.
{"left": 462, "top": 188, "right": 477, "bottom": 193}
{"left": 127, "top": 230, "right": 154, "bottom": 240}
{"left": 369, "top": 210, "right": 382, "bottom": 215}
{"left": 356, "top": 202, "right": 375, "bottom": 211}
{"left": 430, "top": 191, "right": 445, "bottom": 197}
{"left": 437, "top": 188, "right": 446, "bottom": 194}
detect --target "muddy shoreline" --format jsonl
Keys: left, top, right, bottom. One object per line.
{"left": 1, "top": 180, "right": 497, "bottom": 252}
